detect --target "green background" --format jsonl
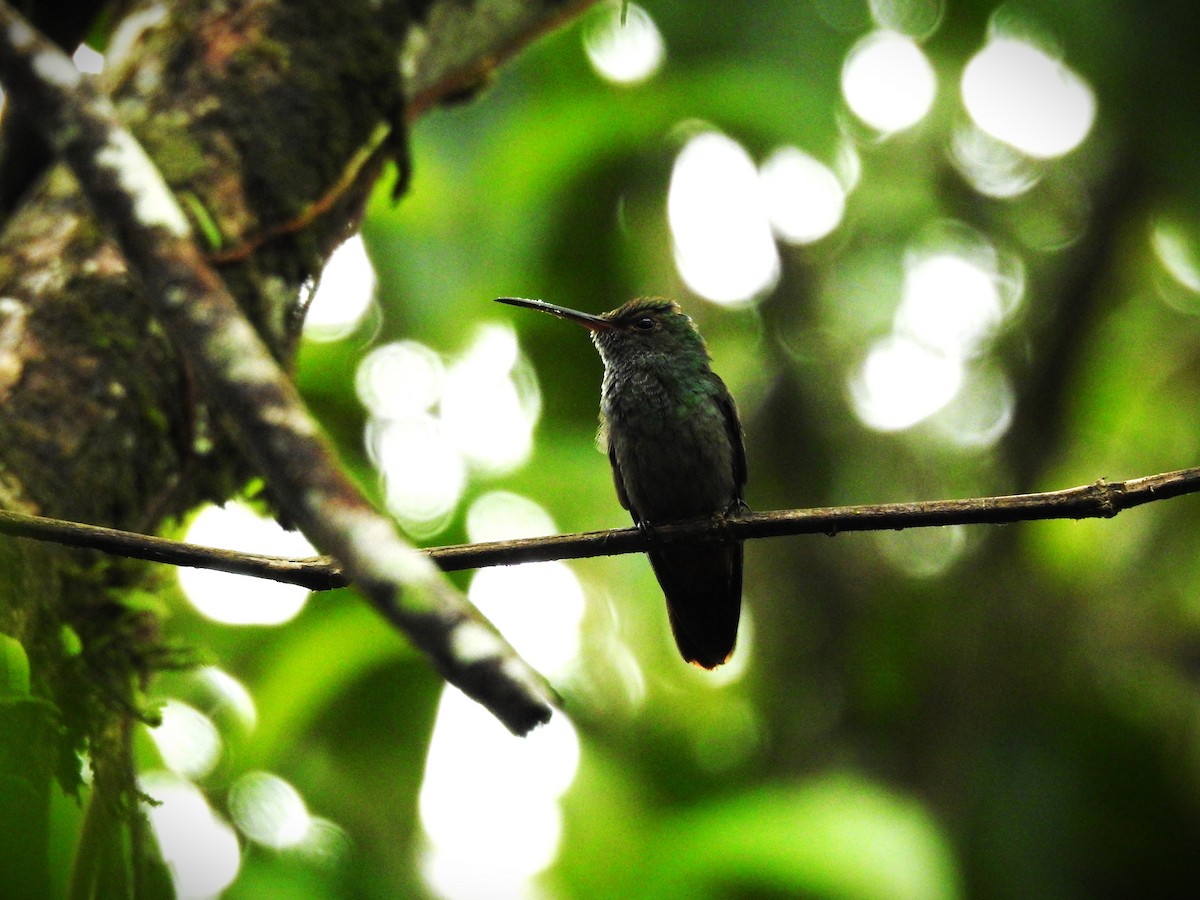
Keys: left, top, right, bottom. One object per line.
{"left": 112, "top": 0, "right": 1200, "bottom": 896}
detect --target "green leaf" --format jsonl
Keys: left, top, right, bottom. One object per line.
{"left": 639, "top": 774, "right": 961, "bottom": 900}
{"left": 0, "top": 634, "right": 30, "bottom": 698}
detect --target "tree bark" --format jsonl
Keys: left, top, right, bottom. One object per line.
{"left": 0, "top": 0, "right": 592, "bottom": 892}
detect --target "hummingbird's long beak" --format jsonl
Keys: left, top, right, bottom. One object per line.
{"left": 496, "top": 297, "right": 615, "bottom": 332}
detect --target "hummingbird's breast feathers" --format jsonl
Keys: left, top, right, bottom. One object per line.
{"left": 600, "top": 362, "right": 740, "bottom": 522}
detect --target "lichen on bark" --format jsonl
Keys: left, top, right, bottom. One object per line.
{"left": 0, "top": 0, "right": 410, "bottom": 884}
{"left": 0, "top": 0, "right": 593, "bottom": 889}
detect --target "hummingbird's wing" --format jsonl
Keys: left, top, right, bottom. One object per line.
{"left": 656, "top": 378, "right": 745, "bottom": 667}
{"left": 607, "top": 438, "right": 634, "bottom": 517}
{"left": 716, "top": 377, "right": 748, "bottom": 499}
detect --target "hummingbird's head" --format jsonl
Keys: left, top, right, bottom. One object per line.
{"left": 495, "top": 296, "right": 710, "bottom": 370}
{"left": 589, "top": 297, "right": 707, "bottom": 367}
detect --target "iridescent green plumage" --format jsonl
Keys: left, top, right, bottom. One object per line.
{"left": 498, "top": 296, "right": 746, "bottom": 667}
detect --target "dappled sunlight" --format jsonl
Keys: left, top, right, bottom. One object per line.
{"left": 847, "top": 223, "right": 1022, "bottom": 437}
{"left": 150, "top": 699, "right": 222, "bottom": 781}
{"left": 928, "top": 362, "right": 1015, "bottom": 449}
{"left": 72, "top": 43, "right": 104, "bottom": 74}
{"left": 584, "top": 0, "right": 664, "bottom": 85}
{"left": 304, "top": 234, "right": 378, "bottom": 342}
{"left": 369, "top": 414, "right": 465, "bottom": 537}
{"left": 950, "top": 124, "right": 1042, "bottom": 198}
{"left": 416, "top": 492, "right": 582, "bottom": 896}
{"left": 469, "top": 563, "right": 585, "bottom": 676}
{"left": 1152, "top": 221, "right": 1200, "bottom": 301}
{"left": 868, "top": 0, "right": 944, "bottom": 40}
{"left": 442, "top": 326, "right": 540, "bottom": 473}
{"left": 875, "top": 524, "right": 968, "bottom": 578}
{"left": 961, "top": 36, "right": 1094, "bottom": 159}
{"left": 195, "top": 665, "right": 258, "bottom": 733}
{"left": 466, "top": 492, "right": 584, "bottom": 678}
{"left": 466, "top": 489, "right": 556, "bottom": 542}
{"left": 357, "top": 339, "right": 445, "bottom": 418}
{"left": 851, "top": 335, "right": 964, "bottom": 431}
{"left": 841, "top": 30, "right": 936, "bottom": 133}
{"left": 895, "top": 236, "right": 1023, "bottom": 359}
{"left": 227, "top": 770, "right": 313, "bottom": 850}
{"left": 140, "top": 772, "right": 241, "bottom": 899}
{"left": 898, "top": 253, "right": 1004, "bottom": 356}
{"left": 668, "top": 131, "right": 779, "bottom": 305}
{"left": 359, "top": 327, "right": 541, "bottom": 537}
{"left": 760, "top": 147, "right": 846, "bottom": 245}
{"left": 419, "top": 692, "right": 580, "bottom": 899}
{"left": 8, "top": 0, "right": 1198, "bottom": 897}
{"left": 179, "top": 502, "right": 314, "bottom": 625}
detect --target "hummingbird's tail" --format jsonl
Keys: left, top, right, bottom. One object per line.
{"left": 649, "top": 541, "right": 743, "bottom": 668}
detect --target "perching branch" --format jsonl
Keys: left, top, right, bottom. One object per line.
{"left": 0, "top": 5, "right": 555, "bottom": 735}
{"left": 4, "top": 468, "right": 1198, "bottom": 590}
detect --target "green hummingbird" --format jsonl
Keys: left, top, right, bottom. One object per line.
{"left": 497, "top": 296, "right": 747, "bottom": 668}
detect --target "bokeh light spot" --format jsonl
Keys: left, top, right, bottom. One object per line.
{"left": 466, "top": 490, "right": 557, "bottom": 543}
{"left": 929, "top": 362, "right": 1015, "bottom": 449}
{"left": 420, "top": 692, "right": 579, "bottom": 900}
{"left": 441, "top": 325, "right": 540, "bottom": 473}
{"left": 197, "top": 665, "right": 258, "bottom": 732}
{"left": 895, "top": 224, "right": 1024, "bottom": 360}
{"left": 466, "top": 493, "right": 583, "bottom": 675}
{"left": 896, "top": 254, "right": 1003, "bottom": 357}
{"left": 358, "top": 327, "right": 543, "bottom": 538}
{"left": 584, "top": 0, "right": 665, "bottom": 85}
{"left": 72, "top": 44, "right": 104, "bottom": 74}
{"left": 851, "top": 335, "right": 964, "bottom": 431}
{"left": 180, "top": 503, "right": 313, "bottom": 625}
{"left": 141, "top": 772, "right": 241, "bottom": 899}
{"left": 227, "top": 770, "right": 313, "bottom": 849}
{"left": 875, "top": 524, "right": 967, "bottom": 578}
{"left": 950, "top": 124, "right": 1042, "bottom": 198}
{"left": 760, "top": 147, "right": 846, "bottom": 244}
{"left": 869, "top": 0, "right": 944, "bottom": 40}
{"left": 369, "top": 414, "right": 465, "bottom": 537}
{"left": 470, "top": 563, "right": 585, "bottom": 676}
{"left": 304, "top": 234, "right": 377, "bottom": 342}
{"left": 961, "top": 37, "right": 1095, "bottom": 158}
{"left": 841, "top": 30, "right": 936, "bottom": 133}
{"left": 150, "top": 700, "right": 222, "bottom": 780}
{"left": 1153, "top": 222, "right": 1200, "bottom": 295}
{"left": 356, "top": 340, "right": 445, "bottom": 419}
{"left": 419, "top": 496, "right": 583, "bottom": 897}
{"left": 668, "top": 131, "right": 779, "bottom": 305}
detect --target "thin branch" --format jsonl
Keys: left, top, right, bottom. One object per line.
{"left": 0, "top": 5, "right": 554, "bottom": 735}
{"left": 0, "top": 508, "right": 348, "bottom": 591}
{"left": 4, "top": 468, "right": 1198, "bottom": 590}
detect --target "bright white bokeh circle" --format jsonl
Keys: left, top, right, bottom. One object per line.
{"left": 842, "top": 30, "right": 937, "bottom": 132}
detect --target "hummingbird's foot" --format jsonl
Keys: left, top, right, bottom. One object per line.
{"left": 634, "top": 518, "right": 663, "bottom": 551}
{"left": 711, "top": 501, "right": 748, "bottom": 542}
{"left": 724, "top": 497, "right": 750, "bottom": 517}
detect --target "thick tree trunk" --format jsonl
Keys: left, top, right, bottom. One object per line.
{"left": 0, "top": 0, "right": 590, "bottom": 892}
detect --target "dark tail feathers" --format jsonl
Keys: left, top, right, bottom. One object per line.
{"left": 649, "top": 541, "right": 742, "bottom": 668}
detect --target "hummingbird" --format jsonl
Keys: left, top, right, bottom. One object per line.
{"left": 496, "top": 296, "right": 746, "bottom": 668}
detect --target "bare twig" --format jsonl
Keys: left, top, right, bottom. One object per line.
{"left": 0, "top": 5, "right": 554, "bottom": 735}
{"left": 3, "top": 468, "right": 1197, "bottom": 590}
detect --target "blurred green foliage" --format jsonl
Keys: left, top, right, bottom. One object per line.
{"left": 32, "top": 0, "right": 1200, "bottom": 896}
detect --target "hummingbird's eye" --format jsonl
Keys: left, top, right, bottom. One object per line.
{"left": 632, "top": 316, "right": 656, "bottom": 332}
